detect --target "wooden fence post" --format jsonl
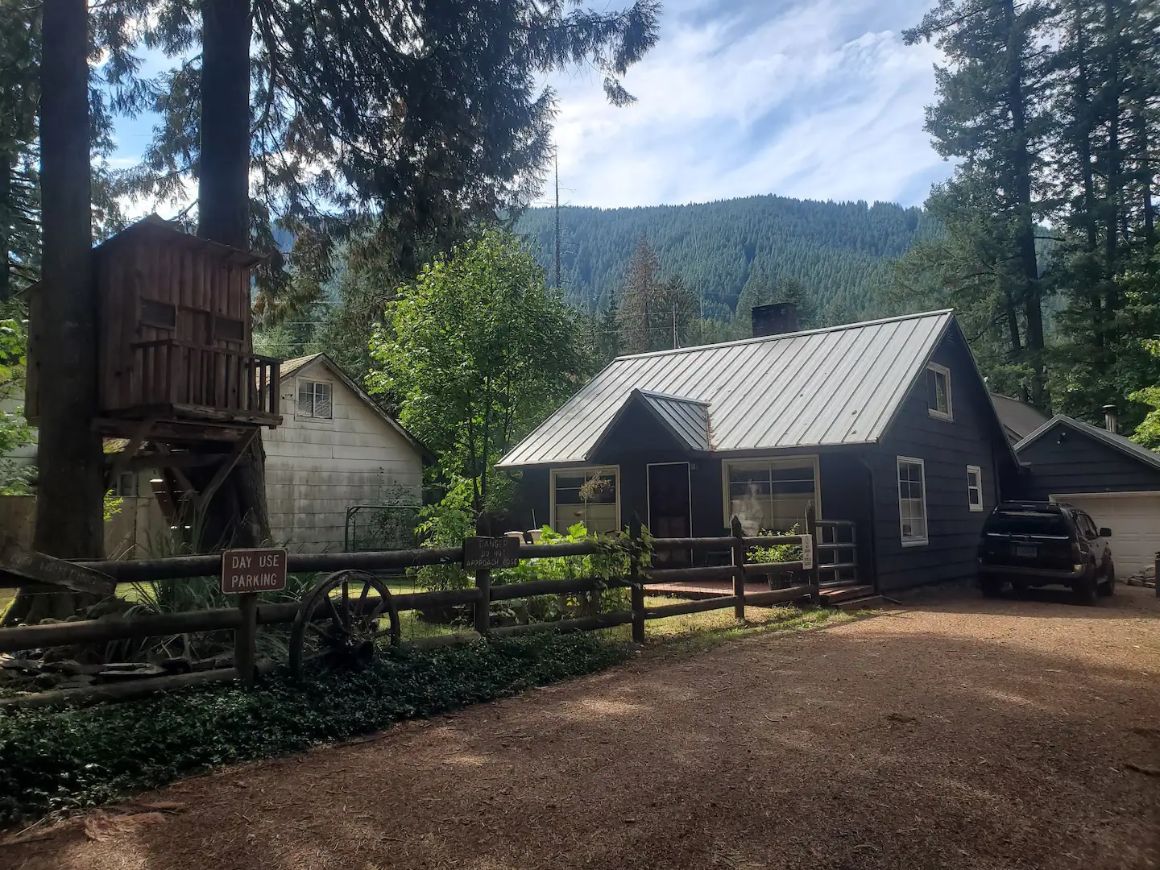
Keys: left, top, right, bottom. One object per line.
{"left": 474, "top": 566, "right": 491, "bottom": 636}
{"left": 629, "top": 515, "right": 645, "bottom": 644}
{"left": 1154, "top": 551, "right": 1159, "bottom": 599}
{"left": 730, "top": 515, "right": 746, "bottom": 620}
{"left": 806, "top": 505, "right": 821, "bottom": 605}
{"left": 234, "top": 592, "right": 258, "bottom": 689}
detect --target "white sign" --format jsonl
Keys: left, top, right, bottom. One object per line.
{"left": 800, "top": 534, "right": 813, "bottom": 570}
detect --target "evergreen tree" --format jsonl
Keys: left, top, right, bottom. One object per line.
{"left": 904, "top": 0, "right": 1056, "bottom": 408}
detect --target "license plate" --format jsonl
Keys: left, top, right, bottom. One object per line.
{"left": 1015, "top": 544, "right": 1037, "bottom": 559}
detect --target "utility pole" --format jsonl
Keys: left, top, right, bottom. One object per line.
{"left": 554, "top": 147, "right": 561, "bottom": 290}
{"left": 671, "top": 298, "right": 678, "bottom": 349}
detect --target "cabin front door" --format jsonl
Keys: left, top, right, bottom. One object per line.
{"left": 648, "top": 462, "right": 691, "bottom": 566}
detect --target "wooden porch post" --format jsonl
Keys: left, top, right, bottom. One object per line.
{"left": 730, "top": 515, "right": 746, "bottom": 620}
{"left": 806, "top": 505, "right": 821, "bottom": 605}
{"left": 629, "top": 514, "right": 645, "bottom": 644}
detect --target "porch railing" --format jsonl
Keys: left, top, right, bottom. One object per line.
{"left": 816, "top": 519, "right": 859, "bottom": 586}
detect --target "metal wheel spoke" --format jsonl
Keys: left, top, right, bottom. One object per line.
{"left": 307, "top": 621, "right": 340, "bottom": 643}
{"left": 325, "top": 593, "right": 344, "bottom": 628}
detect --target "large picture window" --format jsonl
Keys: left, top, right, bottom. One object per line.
{"left": 897, "top": 457, "right": 928, "bottom": 546}
{"left": 723, "top": 457, "right": 819, "bottom": 535}
{"left": 551, "top": 467, "right": 620, "bottom": 535}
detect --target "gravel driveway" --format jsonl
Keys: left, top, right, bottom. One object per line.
{"left": 7, "top": 585, "right": 1160, "bottom": 869}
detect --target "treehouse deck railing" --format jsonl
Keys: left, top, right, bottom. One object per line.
{"left": 128, "top": 339, "right": 281, "bottom": 421}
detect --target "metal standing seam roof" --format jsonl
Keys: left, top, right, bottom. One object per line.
{"left": 1015, "top": 414, "right": 1160, "bottom": 473}
{"left": 588, "top": 389, "right": 712, "bottom": 454}
{"left": 498, "top": 309, "right": 956, "bottom": 468}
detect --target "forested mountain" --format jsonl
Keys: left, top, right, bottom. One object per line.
{"left": 515, "top": 195, "right": 933, "bottom": 322}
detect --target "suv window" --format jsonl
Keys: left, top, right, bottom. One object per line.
{"left": 1075, "top": 512, "right": 1099, "bottom": 539}
{"left": 985, "top": 509, "right": 1070, "bottom": 536}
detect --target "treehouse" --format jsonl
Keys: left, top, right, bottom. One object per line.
{"left": 29, "top": 215, "right": 282, "bottom": 444}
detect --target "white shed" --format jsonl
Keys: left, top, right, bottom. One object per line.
{"left": 266, "top": 354, "right": 428, "bottom": 552}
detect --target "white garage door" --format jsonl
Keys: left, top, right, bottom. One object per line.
{"left": 1052, "top": 492, "right": 1160, "bottom": 575}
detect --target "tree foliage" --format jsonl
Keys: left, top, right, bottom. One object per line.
{"left": 112, "top": 0, "right": 660, "bottom": 314}
{"left": 899, "top": 0, "right": 1159, "bottom": 431}
{"left": 516, "top": 195, "right": 929, "bottom": 327}
{"left": 367, "top": 230, "right": 584, "bottom": 514}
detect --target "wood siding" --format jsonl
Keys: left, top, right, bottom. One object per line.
{"left": 264, "top": 360, "right": 423, "bottom": 552}
{"left": 1016, "top": 422, "right": 1160, "bottom": 498}
{"left": 871, "top": 329, "right": 1009, "bottom": 591}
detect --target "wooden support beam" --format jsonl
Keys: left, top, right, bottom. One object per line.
{"left": 104, "top": 417, "right": 158, "bottom": 487}
{"left": 194, "top": 427, "right": 257, "bottom": 518}
{"left": 0, "top": 535, "right": 116, "bottom": 598}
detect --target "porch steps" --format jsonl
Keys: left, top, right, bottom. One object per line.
{"left": 817, "top": 584, "right": 876, "bottom": 606}
{"left": 831, "top": 594, "right": 889, "bottom": 612}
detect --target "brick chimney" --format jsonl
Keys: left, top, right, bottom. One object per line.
{"left": 1103, "top": 403, "right": 1118, "bottom": 433}
{"left": 752, "top": 302, "right": 800, "bottom": 338}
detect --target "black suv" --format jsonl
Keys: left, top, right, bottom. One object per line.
{"left": 977, "top": 501, "right": 1116, "bottom": 604}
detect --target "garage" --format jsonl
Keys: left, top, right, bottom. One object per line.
{"left": 1049, "top": 492, "right": 1160, "bottom": 575}
{"left": 1015, "top": 413, "right": 1160, "bottom": 577}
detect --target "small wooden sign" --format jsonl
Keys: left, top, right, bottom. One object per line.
{"left": 800, "top": 534, "right": 814, "bottom": 570}
{"left": 463, "top": 536, "right": 520, "bottom": 570}
{"left": 221, "top": 547, "right": 288, "bottom": 595}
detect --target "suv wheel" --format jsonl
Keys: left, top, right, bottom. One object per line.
{"left": 1073, "top": 569, "right": 1099, "bottom": 606}
{"left": 1099, "top": 560, "right": 1116, "bottom": 597}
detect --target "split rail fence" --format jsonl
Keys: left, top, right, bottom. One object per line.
{"left": 0, "top": 521, "right": 822, "bottom": 708}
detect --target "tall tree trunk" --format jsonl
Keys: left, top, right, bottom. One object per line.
{"left": 1135, "top": 107, "right": 1156, "bottom": 250}
{"left": 1069, "top": 1, "right": 1104, "bottom": 354}
{"left": 195, "top": 0, "right": 271, "bottom": 550}
{"left": 0, "top": 151, "right": 10, "bottom": 304}
{"left": 1101, "top": 0, "right": 1122, "bottom": 312}
{"left": 1003, "top": 0, "right": 1045, "bottom": 408}
{"left": 16, "top": 0, "right": 104, "bottom": 623}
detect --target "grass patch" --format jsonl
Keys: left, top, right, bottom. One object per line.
{"left": 0, "top": 632, "right": 631, "bottom": 826}
{"left": 640, "top": 598, "right": 867, "bottom": 654}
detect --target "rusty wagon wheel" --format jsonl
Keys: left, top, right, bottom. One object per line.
{"left": 288, "top": 570, "right": 401, "bottom": 679}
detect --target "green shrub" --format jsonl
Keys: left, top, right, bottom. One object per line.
{"left": 746, "top": 523, "right": 803, "bottom": 564}
{"left": 0, "top": 633, "right": 630, "bottom": 825}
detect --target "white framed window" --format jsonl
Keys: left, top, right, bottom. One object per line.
{"left": 550, "top": 466, "right": 620, "bottom": 535}
{"left": 927, "top": 362, "right": 953, "bottom": 421}
{"left": 721, "top": 455, "right": 820, "bottom": 535}
{"left": 297, "top": 379, "right": 333, "bottom": 420}
{"left": 966, "top": 464, "right": 984, "bottom": 512}
{"left": 897, "top": 457, "right": 928, "bottom": 546}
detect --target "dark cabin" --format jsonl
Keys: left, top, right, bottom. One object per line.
{"left": 27, "top": 215, "right": 282, "bottom": 442}
{"left": 499, "top": 308, "right": 1018, "bottom": 594}
{"left": 1013, "top": 413, "right": 1160, "bottom": 576}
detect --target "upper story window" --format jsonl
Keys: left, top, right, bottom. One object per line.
{"left": 927, "top": 362, "right": 953, "bottom": 421}
{"left": 297, "top": 379, "right": 333, "bottom": 420}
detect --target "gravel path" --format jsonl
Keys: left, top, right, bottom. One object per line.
{"left": 7, "top": 585, "right": 1160, "bottom": 869}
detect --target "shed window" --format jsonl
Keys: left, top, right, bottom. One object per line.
{"left": 213, "top": 316, "right": 245, "bottom": 342}
{"left": 897, "top": 457, "right": 928, "bottom": 546}
{"left": 297, "top": 380, "right": 333, "bottom": 419}
{"left": 927, "top": 363, "right": 952, "bottom": 421}
{"left": 140, "top": 299, "right": 176, "bottom": 330}
{"left": 966, "top": 465, "right": 984, "bottom": 512}
{"left": 723, "top": 457, "right": 819, "bottom": 535}
{"left": 551, "top": 467, "right": 619, "bottom": 535}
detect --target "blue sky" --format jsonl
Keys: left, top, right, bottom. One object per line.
{"left": 110, "top": 0, "right": 951, "bottom": 216}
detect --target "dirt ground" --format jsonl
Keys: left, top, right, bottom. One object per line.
{"left": 5, "top": 585, "right": 1160, "bottom": 870}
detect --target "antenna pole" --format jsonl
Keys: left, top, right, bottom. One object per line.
{"left": 554, "top": 147, "right": 561, "bottom": 290}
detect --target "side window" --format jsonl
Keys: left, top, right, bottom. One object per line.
{"left": 966, "top": 465, "right": 983, "bottom": 512}
{"left": 1080, "top": 513, "right": 1099, "bottom": 539}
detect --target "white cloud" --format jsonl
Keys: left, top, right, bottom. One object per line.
{"left": 541, "top": 0, "right": 950, "bottom": 209}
